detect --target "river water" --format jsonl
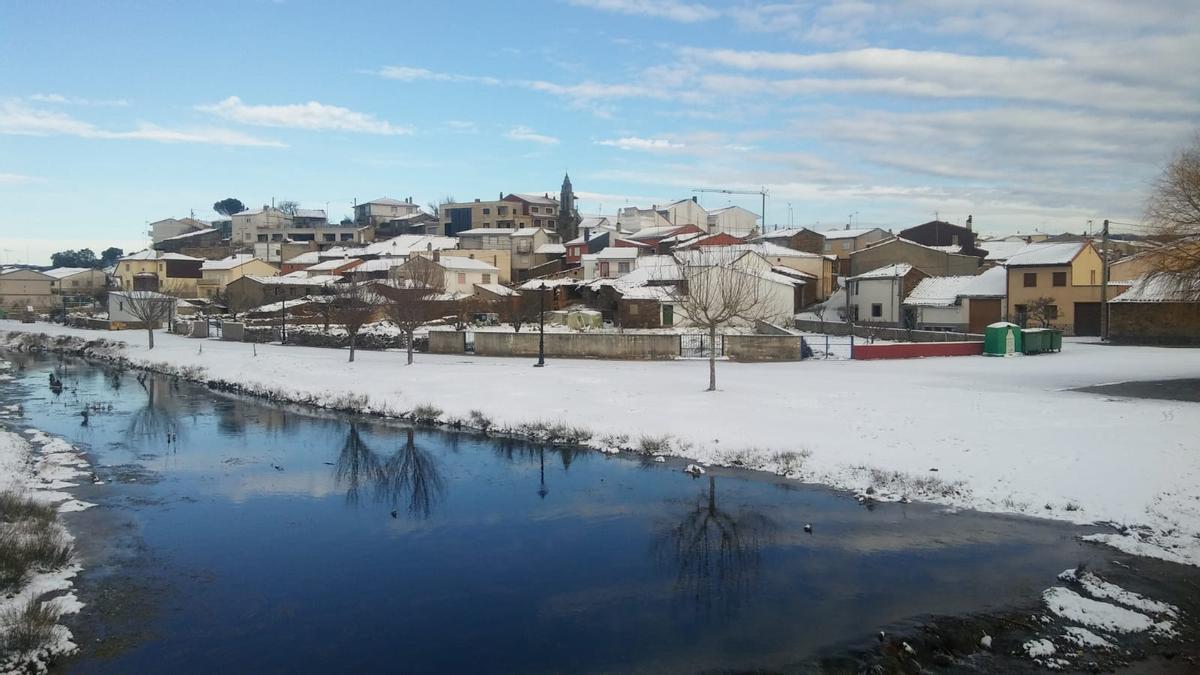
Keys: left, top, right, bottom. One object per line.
{"left": 1, "top": 352, "right": 1125, "bottom": 673}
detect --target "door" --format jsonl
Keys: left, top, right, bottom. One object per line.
{"left": 1074, "top": 302, "right": 1101, "bottom": 336}
{"left": 968, "top": 298, "right": 1002, "bottom": 334}
{"left": 661, "top": 304, "right": 673, "bottom": 327}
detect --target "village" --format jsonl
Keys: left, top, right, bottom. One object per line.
{"left": 2, "top": 174, "right": 1195, "bottom": 368}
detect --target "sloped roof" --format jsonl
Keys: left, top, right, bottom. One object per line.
{"left": 507, "top": 193, "right": 558, "bottom": 205}
{"left": 305, "top": 258, "right": 362, "bottom": 272}
{"left": 434, "top": 256, "right": 499, "bottom": 272}
{"left": 459, "top": 228, "right": 516, "bottom": 236}
{"left": 850, "top": 263, "right": 913, "bottom": 280}
{"left": 361, "top": 197, "right": 409, "bottom": 207}
{"left": 535, "top": 243, "right": 566, "bottom": 254}
{"left": 1005, "top": 242, "right": 1087, "bottom": 266}
{"left": 201, "top": 254, "right": 262, "bottom": 271}
{"left": 1112, "top": 273, "right": 1200, "bottom": 303}
{"left": 120, "top": 249, "right": 203, "bottom": 262}
{"left": 284, "top": 251, "right": 321, "bottom": 265}
{"left": 474, "top": 283, "right": 519, "bottom": 296}
{"left": 904, "top": 275, "right": 975, "bottom": 306}
{"left": 821, "top": 227, "right": 886, "bottom": 240}
{"left": 293, "top": 209, "right": 327, "bottom": 220}
{"left": 160, "top": 226, "right": 219, "bottom": 242}
{"left": 959, "top": 266, "right": 1007, "bottom": 297}
{"left": 43, "top": 267, "right": 99, "bottom": 279}
{"left": 978, "top": 240, "right": 1028, "bottom": 261}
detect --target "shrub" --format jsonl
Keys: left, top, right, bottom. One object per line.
{"left": 411, "top": 404, "right": 442, "bottom": 425}
{"left": 467, "top": 410, "right": 492, "bottom": 432}
{"left": 0, "top": 494, "right": 57, "bottom": 527}
{"left": 770, "top": 450, "right": 812, "bottom": 477}
{"left": 637, "top": 435, "right": 672, "bottom": 455}
{"left": 0, "top": 597, "right": 59, "bottom": 654}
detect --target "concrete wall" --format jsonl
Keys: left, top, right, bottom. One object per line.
{"left": 429, "top": 330, "right": 466, "bottom": 353}
{"left": 725, "top": 335, "right": 803, "bottom": 361}
{"left": 221, "top": 322, "right": 244, "bottom": 341}
{"left": 1110, "top": 302, "right": 1200, "bottom": 345}
{"left": 852, "top": 341, "right": 984, "bottom": 360}
{"left": 475, "top": 331, "right": 679, "bottom": 360}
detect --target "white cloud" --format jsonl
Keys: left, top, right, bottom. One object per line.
{"left": 375, "top": 66, "right": 501, "bottom": 86}
{"left": 197, "top": 96, "right": 412, "bottom": 135}
{"left": 0, "top": 173, "right": 37, "bottom": 185}
{"left": 28, "top": 93, "right": 129, "bottom": 107}
{"left": 567, "top": 0, "right": 718, "bottom": 22}
{"left": 597, "top": 136, "right": 684, "bottom": 151}
{"left": 505, "top": 126, "right": 559, "bottom": 145}
{"left": 0, "top": 101, "right": 285, "bottom": 147}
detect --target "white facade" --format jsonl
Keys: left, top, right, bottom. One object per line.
{"left": 847, "top": 264, "right": 913, "bottom": 324}
{"left": 149, "top": 217, "right": 208, "bottom": 243}
{"left": 672, "top": 251, "right": 799, "bottom": 327}
{"left": 232, "top": 207, "right": 290, "bottom": 244}
{"left": 355, "top": 198, "right": 420, "bottom": 226}
{"left": 660, "top": 199, "right": 708, "bottom": 229}
{"left": 615, "top": 206, "right": 670, "bottom": 234}
{"left": 707, "top": 206, "right": 759, "bottom": 236}
{"left": 582, "top": 248, "right": 640, "bottom": 280}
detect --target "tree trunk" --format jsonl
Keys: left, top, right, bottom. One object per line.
{"left": 348, "top": 333, "right": 356, "bottom": 362}
{"left": 707, "top": 325, "right": 717, "bottom": 391}
{"left": 147, "top": 326, "right": 155, "bottom": 350}
{"left": 406, "top": 331, "right": 414, "bottom": 365}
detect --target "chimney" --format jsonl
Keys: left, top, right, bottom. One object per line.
{"left": 966, "top": 214, "right": 973, "bottom": 232}
{"left": 433, "top": 250, "right": 441, "bottom": 262}
{"left": 585, "top": 229, "right": 591, "bottom": 242}
{"left": 692, "top": 196, "right": 697, "bottom": 203}
{"left": 499, "top": 192, "right": 503, "bottom": 200}
{"left": 474, "top": 198, "right": 480, "bottom": 203}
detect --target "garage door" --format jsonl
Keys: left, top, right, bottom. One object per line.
{"left": 1074, "top": 302, "right": 1101, "bottom": 336}
{"left": 968, "top": 298, "right": 1002, "bottom": 334}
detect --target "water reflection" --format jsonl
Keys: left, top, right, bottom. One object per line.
{"left": 656, "top": 475, "right": 777, "bottom": 618}
{"left": 127, "top": 376, "right": 182, "bottom": 442}
{"left": 333, "top": 425, "right": 444, "bottom": 517}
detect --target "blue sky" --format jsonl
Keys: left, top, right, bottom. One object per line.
{"left": 2, "top": 0, "right": 1197, "bottom": 264}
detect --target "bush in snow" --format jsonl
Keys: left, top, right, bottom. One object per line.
{"left": 467, "top": 410, "right": 492, "bottom": 432}
{"left": 0, "top": 495, "right": 74, "bottom": 595}
{"left": 637, "top": 435, "right": 672, "bottom": 455}
{"left": 770, "top": 450, "right": 811, "bottom": 477}
{"left": 0, "top": 596, "right": 59, "bottom": 654}
{"left": 411, "top": 404, "right": 443, "bottom": 425}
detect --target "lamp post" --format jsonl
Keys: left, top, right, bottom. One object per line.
{"left": 534, "top": 281, "right": 547, "bottom": 367}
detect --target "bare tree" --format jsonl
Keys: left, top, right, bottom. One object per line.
{"left": 115, "top": 289, "right": 178, "bottom": 349}
{"left": 497, "top": 291, "right": 539, "bottom": 333}
{"left": 383, "top": 259, "right": 445, "bottom": 365}
{"left": 670, "top": 252, "right": 769, "bottom": 391}
{"left": 1146, "top": 133, "right": 1200, "bottom": 296}
{"left": 1026, "top": 296, "right": 1057, "bottom": 327}
{"left": 331, "top": 281, "right": 380, "bottom": 362}
{"left": 426, "top": 195, "right": 456, "bottom": 219}
{"left": 277, "top": 200, "right": 300, "bottom": 216}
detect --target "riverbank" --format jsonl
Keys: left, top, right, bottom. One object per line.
{"left": 4, "top": 321, "right": 1200, "bottom": 569}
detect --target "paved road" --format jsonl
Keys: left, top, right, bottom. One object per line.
{"left": 1076, "top": 378, "right": 1200, "bottom": 402}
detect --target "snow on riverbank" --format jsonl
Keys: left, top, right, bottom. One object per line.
{"left": 0, "top": 377, "right": 93, "bottom": 672}
{"left": 4, "top": 321, "right": 1200, "bottom": 567}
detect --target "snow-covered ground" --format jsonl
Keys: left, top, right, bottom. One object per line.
{"left": 0, "top": 387, "right": 94, "bottom": 673}
{"left": 4, "top": 320, "right": 1200, "bottom": 568}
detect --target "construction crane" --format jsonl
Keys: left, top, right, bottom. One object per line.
{"left": 691, "top": 187, "right": 768, "bottom": 234}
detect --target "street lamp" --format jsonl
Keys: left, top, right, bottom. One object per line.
{"left": 534, "top": 281, "right": 547, "bottom": 367}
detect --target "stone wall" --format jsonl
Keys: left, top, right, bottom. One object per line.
{"left": 725, "top": 335, "right": 803, "bottom": 361}
{"left": 1110, "top": 302, "right": 1200, "bottom": 345}
{"left": 429, "top": 330, "right": 466, "bottom": 353}
{"left": 792, "top": 319, "right": 983, "bottom": 343}
{"left": 474, "top": 331, "right": 679, "bottom": 360}
{"left": 221, "top": 322, "right": 245, "bottom": 341}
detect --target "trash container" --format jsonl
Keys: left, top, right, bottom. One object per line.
{"left": 1021, "top": 328, "right": 1062, "bottom": 354}
{"left": 984, "top": 322, "right": 1023, "bottom": 356}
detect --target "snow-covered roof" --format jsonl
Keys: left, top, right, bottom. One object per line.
{"left": 361, "top": 197, "right": 409, "bottom": 207}
{"left": 305, "top": 258, "right": 362, "bottom": 272}
{"left": 43, "top": 267, "right": 99, "bottom": 279}
{"left": 757, "top": 227, "right": 813, "bottom": 239}
{"left": 518, "top": 277, "right": 578, "bottom": 290}
{"left": 978, "top": 240, "right": 1028, "bottom": 261}
{"left": 821, "top": 227, "right": 885, "bottom": 240}
{"left": 246, "top": 294, "right": 334, "bottom": 315}
{"left": 458, "top": 228, "right": 516, "bottom": 236}
{"left": 620, "top": 285, "right": 676, "bottom": 301}
{"left": 626, "top": 225, "right": 690, "bottom": 240}
{"left": 959, "top": 266, "right": 1007, "bottom": 297}
{"left": 1005, "top": 242, "right": 1087, "bottom": 266}
{"left": 513, "top": 227, "right": 551, "bottom": 237}
{"left": 248, "top": 274, "right": 342, "bottom": 286}
{"left": 1112, "top": 274, "right": 1200, "bottom": 303}
{"left": 535, "top": 243, "right": 566, "bottom": 254}
{"left": 474, "top": 283, "right": 518, "bottom": 296}
{"left": 159, "top": 226, "right": 219, "bottom": 242}
{"left": 728, "top": 242, "right": 822, "bottom": 259}
{"left": 351, "top": 258, "right": 404, "bottom": 273}
{"left": 508, "top": 193, "right": 558, "bottom": 206}
{"left": 293, "top": 208, "right": 327, "bottom": 220}
{"left": 201, "top": 254, "right": 262, "bottom": 271}
{"left": 119, "top": 249, "right": 203, "bottom": 262}
{"left": 435, "top": 256, "right": 499, "bottom": 272}
{"left": 904, "top": 267, "right": 1006, "bottom": 306}
{"left": 593, "top": 247, "right": 640, "bottom": 260}
{"left": 284, "top": 251, "right": 321, "bottom": 265}
{"left": 363, "top": 234, "right": 458, "bottom": 256}
{"left": 850, "top": 263, "right": 913, "bottom": 280}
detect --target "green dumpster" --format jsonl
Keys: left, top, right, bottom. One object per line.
{"left": 984, "top": 322, "right": 1023, "bottom": 356}
{"left": 1021, "top": 328, "right": 1062, "bottom": 354}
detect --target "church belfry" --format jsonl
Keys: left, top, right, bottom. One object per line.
{"left": 556, "top": 172, "right": 580, "bottom": 242}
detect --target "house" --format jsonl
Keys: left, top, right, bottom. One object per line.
{"left": 673, "top": 249, "right": 805, "bottom": 327}
{"left": 755, "top": 227, "right": 825, "bottom": 255}
{"left": 720, "top": 242, "right": 834, "bottom": 304}
{"left": 107, "top": 290, "right": 177, "bottom": 328}
{"left": 850, "top": 237, "right": 982, "bottom": 278}
{"left": 820, "top": 227, "right": 891, "bottom": 275}
{"left": 44, "top": 267, "right": 108, "bottom": 296}
{"left": 301, "top": 257, "right": 363, "bottom": 278}
{"left": 149, "top": 217, "right": 210, "bottom": 244}
{"left": 114, "top": 250, "right": 204, "bottom": 295}
{"left": 440, "top": 193, "right": 560, "bottom": 236}
{"left": 658, "top": 198, "right": 709, "bottom": 229}
{"left": 354, "top": 197, "right": 422, "bottom": 227}
{"left": 846, "top": 263, "right": 928, "bottom": 326}
{"left": 197, "top": 255, "right": 279, "bottom": 299}
{"left": 457, "top": 227, "right": 559, "bottom": 282}
{"left": 0, "top": 268, "right": 54, "bottom": 311}
{"left": 374, "top": 211, "right": 438, "bottom": 238}
{"left": 976, "top": 240, "right": 1029, "bottom": 266}
{"left": 152, "top": 226, "right": 225, "bottom": 255}
{"left": 903, "top": 266, "right": 1007, "bottom": 333}
{"left": 615, "top": 205, "right": 671, "bottom": 233}
{"left": 707, "top": 205, "right": 760, "bottom": 237}
{"left": 899, "top": 218, "right": 986, "bottom": 257}
{"left": 1005, "top": 241, "right": 1104, "bottom": 335}
{"left": 622, "top": 224, "right": 706, "bottom": 249}
{"left": 393, "top": 253, "right": 500, "bottom": 296}
{"left": 565, "top": 229, "right": 611, "bottom": 265}
{"left": 582, "top": 247, "right": 641, "bottom": 280}
{"left": 224, "top": 274, "right": 342, "bottom": 315}
{"left": 1109, "top": 273, "right": 1200, "bottom": 345}
{"left": 235, "top": 205, "right": 370, "bottom": 247}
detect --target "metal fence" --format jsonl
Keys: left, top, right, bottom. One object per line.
{"left": 680, "top": 333, "right": 724, "bottom": 358}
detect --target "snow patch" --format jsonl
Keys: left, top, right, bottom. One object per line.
{"left": 1042, "top": 587, "right": 1157, "bottom": 634}
{"left": 1024, "top": 638, "right": 1056, "bottom": 658}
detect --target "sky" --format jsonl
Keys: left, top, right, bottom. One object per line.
{"left": 1, "top": 0, "right": 1197, "bottom": 265}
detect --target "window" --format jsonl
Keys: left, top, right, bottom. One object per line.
{"left": 600, "top": 261, "right": 610, "bottom": 277}
{"left": 499, "top": 206, "right": 509, "bottom": 216}
{"left": 1047, "top": 305, "right": 1059, "bottom": 319}
{"left": 852, "top": 281, "right": 859, "bottom": 296}
{"left": 823, "top": 242, "right": 832, "bottom": 253}
{"left": 482, "top": 273, "right": 491, "bottom": 284}
{"left": 1052, "top": 271, "right": 1067, "bottom": 287}
{"left": 531, "top": 206, "right": 539, "bottom": 214}
{"left": 457, "top": 273, "right": 466, "bottom": 284}
{"left": 617, "top": 262, "right": 630, "bottom": 274}
{"left": 871, "top": 303, "right": 883, "bottom": 318}
{"left": 629, "top": 304, "right": 640, "bottom": 316}
{"left": 951, "top": 235, "right": 960, "bottom": 246}
{"left": 1090, "top": 270, "right": 1097, "bottom": 284}
{"left": 1023, "top": 272, "right": 1037, "bottom": 287}
{"left": 482, "top": 208, "right": 491, "bottom": 215}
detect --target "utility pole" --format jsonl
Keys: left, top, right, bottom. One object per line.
{"left": 1101, "top": 219, "right": 1110, "bottom": 340}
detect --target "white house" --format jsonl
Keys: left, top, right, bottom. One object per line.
{"left": 659, "top": 198, "right": 709, "bottom": 229}
{"left": 846, "top": 263, "right": 928, "bottom": 326}
{"left": 44, "top": 267, "right": 108, "bottom": 295}
{"left": 107, "top": 290, "right": 177, "bottom": 326}
{"left": 149, "top": 217, "right": 209, "bottom": 244}
{"left": 707, "top": 206, "right": 760, "bottom": 236}
{"left": 394, "top": 254, "right": 500, "bottom": 296}
{"left": 582, "top": 247, "right": 641, "bottom": 280}
{"left": 354, "top": 197, "right": 421, "bottom": 226}
{"left": 672, "top": 249, "right": 804, "bottom": 327}
{"left": 615, "top": 206, "right": 671, "bottom": 234}
{"left": 902, "top": 266, "right": 1007, "bottom": 332}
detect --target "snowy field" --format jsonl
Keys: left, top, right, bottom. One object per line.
{"left": 3, "top": 320, "right": 1200, "bottom": 567}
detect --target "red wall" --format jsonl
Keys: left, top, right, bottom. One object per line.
{"left": 851, "top": 341, "right": 984, "bottom": 360}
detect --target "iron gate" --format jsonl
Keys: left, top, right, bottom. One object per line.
{"left": 680, "top": 333, "right": 724, "bottom": 358}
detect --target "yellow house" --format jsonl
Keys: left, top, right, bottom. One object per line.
{"left": 198, "top": 255, "right": 280, "bottom": 298}
{"left": 0, "top": 268, "right": 54, "bottom": 310}
{"left": 115, "top": 250, "right": 204, "bottom": 296}
{"left": 1005, "top": 241, "right": 1103, "bottom": 335}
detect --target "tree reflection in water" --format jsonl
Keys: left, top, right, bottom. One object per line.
{"left": 656, "top": 475, "right": 776, "bottom": 618}
{"left": 126, "top": 375, "right": 182, "bottom": 443}
{"left": 377, "top": 429, "right": 444, "bottom": 519}
{"left": 333, "top": 426, "right": 444, "bottom": 517}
